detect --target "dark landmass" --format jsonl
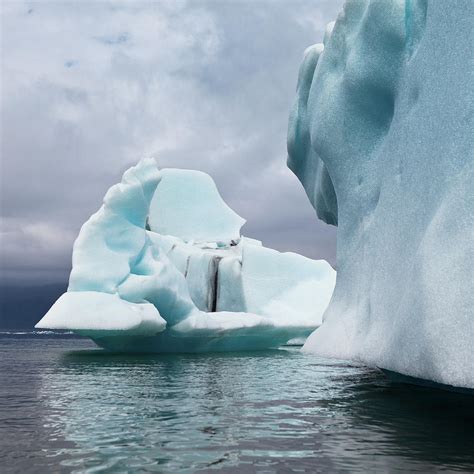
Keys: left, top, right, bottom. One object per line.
{"left": 0, "top": 283, "right": 66, "bottom": 330}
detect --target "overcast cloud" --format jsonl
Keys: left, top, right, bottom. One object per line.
{"left": 0, "top": 0, "right": 343, "bottom": 285}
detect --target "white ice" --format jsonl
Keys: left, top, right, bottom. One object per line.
{"left": 37, "top": 292, "right": 166, "bottom": 337}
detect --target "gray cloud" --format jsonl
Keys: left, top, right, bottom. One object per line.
{"left": 0, "top": 0, "right": 343, "bottom": 285}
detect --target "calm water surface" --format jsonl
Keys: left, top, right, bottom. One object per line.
{"left": 0, "top": 333, "right": 473, "bottom": 473}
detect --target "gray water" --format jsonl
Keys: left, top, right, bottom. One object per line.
{"left": 0, "top": 334, "right": 473, "bottom": 473}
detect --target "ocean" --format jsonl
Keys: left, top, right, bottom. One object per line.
{"left": 0, "top": 332, "right": 473, "bottom": 472}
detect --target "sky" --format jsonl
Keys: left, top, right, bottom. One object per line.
{"left": 0, "top": 0, "right": 343, "bottom": 292}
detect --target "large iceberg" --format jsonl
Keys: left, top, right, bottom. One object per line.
{"left": 288, "top": 0, "right": 473, "bottom": 389}
{"left": 36, "top": 159, "right": 335, "bottom": 352}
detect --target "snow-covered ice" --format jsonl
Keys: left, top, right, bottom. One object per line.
{"left": 288, "top": 0, "right": 473, "bottom": 389}
{"left": 36, "top": 159, "right": 336, "bottom": 352}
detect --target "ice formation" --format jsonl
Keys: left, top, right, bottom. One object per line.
{"left": 36, "top": 159, "right": 335, "bottom": 352}
{"left": 288, "top": 0, "right": 473, "bottom": 389}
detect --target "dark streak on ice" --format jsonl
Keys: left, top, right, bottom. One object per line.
{"left": 208, "top": 256, "right": 223, "bottom": 312}
{"left": 184, "top": 255, "right": 191, "bottom": 279}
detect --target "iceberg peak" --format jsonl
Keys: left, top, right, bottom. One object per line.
{"left": 148, "top": 168, "right": 245, "bottom": 244}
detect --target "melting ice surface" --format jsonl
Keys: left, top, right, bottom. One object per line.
{"left": 36, "top": 159, "right": 336, "bottom": 352}
{"left": 288, "top": 0, "right": 473, "bottom": 389}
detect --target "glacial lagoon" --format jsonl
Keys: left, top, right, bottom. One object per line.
{"left": 1, "top": 333, "right": 473, "bottom": 472}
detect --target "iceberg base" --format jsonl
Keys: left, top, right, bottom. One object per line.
{"left": 90, "top": 329, "right": 314, "bottom": 354}
{"left": 381, "top": 369, "right": 474, "bottom": 395}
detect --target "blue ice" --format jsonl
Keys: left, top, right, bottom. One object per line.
{"left": 288, "top": 0, "right": 473, "bottom": 389}
{"left": 36, "top": 159, "right": 336, "bottom": 352}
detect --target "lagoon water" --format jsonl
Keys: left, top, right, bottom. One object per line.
{"left": 0, "top": 333, "right": 473, "bottom": 472}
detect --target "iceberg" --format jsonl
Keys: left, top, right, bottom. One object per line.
{"left": 36, "top": 159, "right": 336, "bottom": 352}
{"left": 288, "top": 0, "right": 473, "bottom": 389}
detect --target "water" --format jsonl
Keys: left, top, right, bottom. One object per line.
{"left": 0, "top": 333, "right": 473, "bottom": 472}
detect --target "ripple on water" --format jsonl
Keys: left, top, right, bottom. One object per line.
{"left": 0, "top": 335, "right": 473, "bottom": 472}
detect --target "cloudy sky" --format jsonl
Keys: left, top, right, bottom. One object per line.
{"left": 1, "top": 0, "right": 343, "bottom": 286}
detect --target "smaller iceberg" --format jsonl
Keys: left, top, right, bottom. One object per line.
{"left": 36, "top": 159, "right": 336, "bottom": 352}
